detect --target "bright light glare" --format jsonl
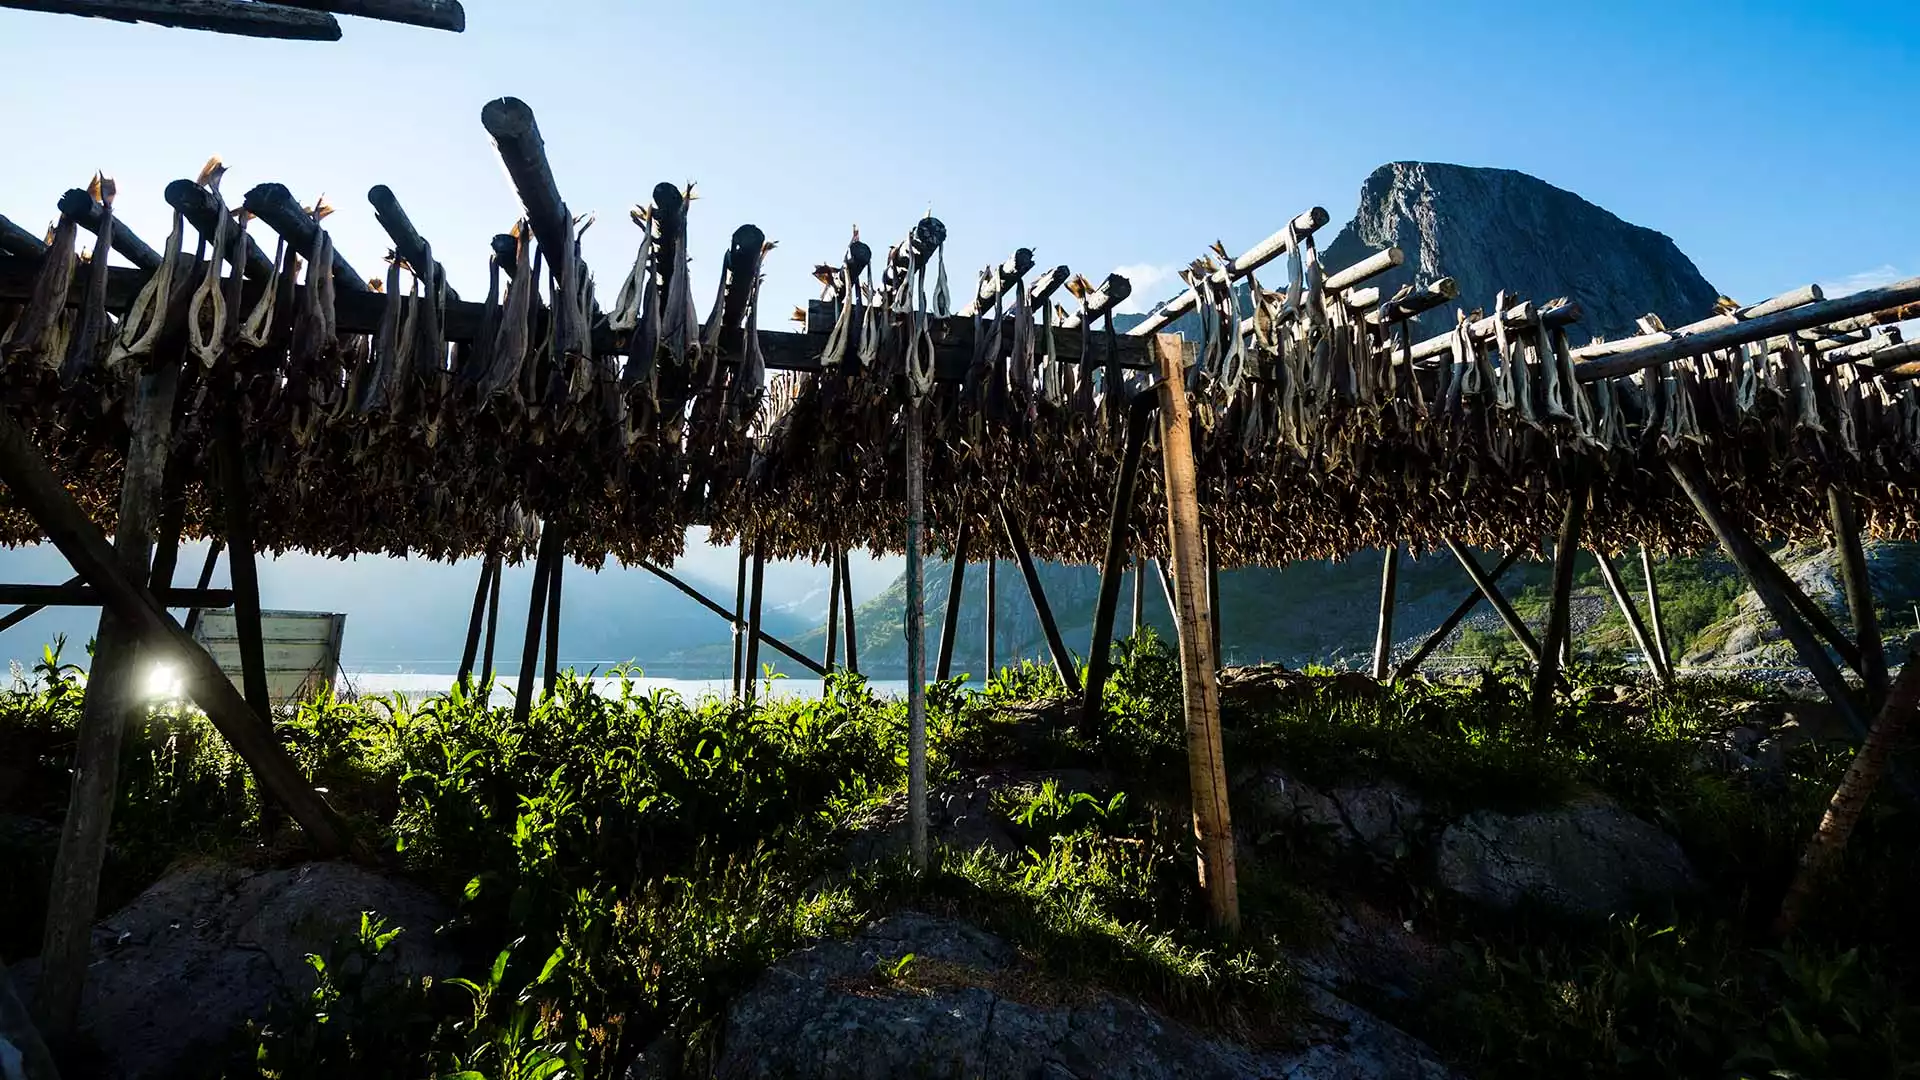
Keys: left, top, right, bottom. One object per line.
{"left": 144, "top": 662, "right": 184, "bottom": 701}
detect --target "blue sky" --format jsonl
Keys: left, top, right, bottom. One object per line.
{"left": 0, "top": 0, "right": 1914, "bottom": 670}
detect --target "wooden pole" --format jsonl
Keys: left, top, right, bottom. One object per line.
{"left": 633, "top": 560, "right": 827, "bottom": 677}
{"left": 1000, "top": 507, "right": 1083, "bottom": 696}
{"left": 983, "top": 558, "right": 996, "bottom": 679}
{"left": 1668, "top": 457, "right": 1867, "bottom": 738}
{"left": 840, "top": 552, "right": 859, "bottom": 676}
{"left": 905, "top": 400, "right": 929, "bottom": 872}
{"left": 457, "top": 556, "right": 494, "bottom": 685}
{"left": 0, "top": 575, "right": 81, "bottom": 636}
{"left": 0, "top": 0, "right": 344, "bottom": 39}
{"left": 743, "top": 543, "right": 767, "bottom": 699}
{"left": 824, "top": 555, "right": 842, "bottom": 690}
{"left": 272, "top": 0, "right": 466, "bottom": 33}
{"left": 37, "top": 361, "right": 179, "bottom": 1039}
{"left": 1827, "top": 485, "right": 1888, "bottom": 699}
{"left": 181, "top": 540, "right": 223, "bottom": 639}
{"left": 0, "top": 585, "right": 233, "bottom": 608}
{"left": 1152, "top": 332, "right": 1239, "bottom": 933}
{"left": 1594, "top": 551, "right": 1671, "bottom": 684}
{"left": 0, "top": 410, "right": 347, "bottom": 852}
{"left": 1131, "top": 556, "right": 1145, "bottom": 637}
{"left": 1207, "top": 535, "right": 1223, "bottom": 668}
{"left": 936, "top": 520, "right": 972, "bottom": 682}
{"left": 543, "top": 551, "right": 563, "bottom": 695}
{"left": 1443, "top": 537, "right": 1543, "bottom": 663}
{"left": 1372, "top": 545, "right": 1400, "bottom": 679}
{"left": 1395, "top": 548, "right": 1523, "bottom": 679}
{"left": 513, "top": 526, "right": 558, "bottom": 725}
{"left": 1083, "top": 395, "right": 1154, "bottom": 723}
{"left": 1641, "top": 547, "right": 1672, "bottom": 677}
{"left": 1531, "top": 478, "right": 1589, "bottom": 732}
{"left": 1775, "top": 562, "right": 1865, "bottom": 676}
{"left": 480, "top": 551, "right": 502, "bottom": 684}
{"left": 731, "top": 544, "right": 750, "bottom": 697}
{"left": 215, "top": 399, "right": 270, "bottom": 725}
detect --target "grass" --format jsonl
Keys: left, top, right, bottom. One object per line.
{"left": 0, "top": 633, "right": 1915, "bottom": 1078}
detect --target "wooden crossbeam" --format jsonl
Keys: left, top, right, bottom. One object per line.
{"left": 1394, "top": 548, "right": 1524, "bottom": 679}
{"left": 273, "top": 0, "right": 463, "bottom": 31}
{"left": 0, "top": 584, "right": 233, "bottom": 607}
{"left": 1082, "top": 392, "right": 1156, "bottom": 724}
{"left": 633, "top": 559, "right": 827, "bottom": 678}
{"left": 1, "top": 0, "right": 343, "bottom": 39}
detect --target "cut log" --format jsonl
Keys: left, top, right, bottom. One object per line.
{"left": 1829, "top": 486, "right": 1889, "bottom": 700}
{"left": 633, "top": 559, "right": 825, "bottom": 677}
{"left": 1641, "top": 547, "right": 1672, "bottom": 677}
{"left": 744, "top": 543, "right": 767, "bottom": 699}
{"left": 272, "top": 0, "right": 464, "bottom": 31}
{"left": 243, "top": 183, "right": 370, "bottom": 291}
{"left": 480, "top": 98, "right": 574, "bottom": 273}
{"left": 1594, "top": 550, "right": 1670, "bottom": 684}
{"left": 57, "top": 187, "right": 160, "bottom": 271}
{"left": 0, "top": 584, "right": 232, "bottom": 607}
{"left": 1082, "top": 393, "right": 1155, "bottom": 725}
{"left": 1, "top": 0, "right": 342, "bottom": 39}
{"left": 905, "top": 400, "right": 929, "bottom": 872}
{"left": 1126, "top": 208, "right": 1329, "bottom": 337}
{"left": 1000, "top": 507, "right": 1082, "bottom": 696}
{"left": 1394, "top": 548, "right": 1523, "bottom": 679}
{"left": 1372, "top": 545, "right": 1399, "bottom": 679}
{"left": 1531, "top": 479, "right": 1589, "bottom": 732}
{"left": 1443, "top": 537, "right": 1542, "bottom": 663}
{"left": 936, "top": 519, "right": 972, "bottom": 682}
{"left": 368, "top": 184, "right": 458, "bottom": 299}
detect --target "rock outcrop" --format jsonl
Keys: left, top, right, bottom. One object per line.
{"left": 1321, "top": 161, "right": 1722, "bottom": 341}
{"left": 711, "top": 912, "right": 1455, "bottom": 1080}
{"left": 7, "top": 859, "right": 454, "bottom": 1080}
{"left": 1434, "top": 794, "right": 1700, "bottom": 917}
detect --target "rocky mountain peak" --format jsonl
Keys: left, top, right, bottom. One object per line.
{"left": 1322, "top": 161, "right": 1721, "bottom": 341}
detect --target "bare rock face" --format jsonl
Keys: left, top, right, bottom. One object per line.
{"left": 7, "top": 859, "right": 454, "bottom": 1080}
{"left": 712, "top": 912, "right": 1455, "bottom": 1080}
{"left": 1320, "top": 162, "right": 1722, "bottom": 341}
{"left": 1434, "top": 794, "right": 1699, "bottom": 918}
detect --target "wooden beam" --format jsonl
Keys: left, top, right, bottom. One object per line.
{"left": 1409, "top": 298, "right": 1583, "bottom": 364}
{"left": 1594, "top": 550, "right": 1670, "bottom": 684}
{"left": 1372, "top": 545, "right": 1399, "bottom": 679}
{"left": 1365, "top": 276, "right": 1457, "bottom": 326}
{"left": 1323, "top": 246, "right": 1404, "bottom": 293}
{"left": 1571, "top": 284, "right": 1824, "bottom": 361}
{"left": 242, "top": 183, "right": 370, "bottom": 291}
{"left": 163, "top": 180, "right": 275, "bottom": 280}
{"left": 1126, "top": 208, "right": 1328, "bottom": 337}
{"left": 1532, "top": 479, "right": 1589, "bottom": 732}
{"left": 1152, "top": 332, "right": 1239, "bottom": 933}
{"left": 0, "top": 214, "right": 47, "bottom": 258}
{"left": 56, "top": 187, "right": 160, "bottom": 272}
{"left": 905, "top": 400, "right": 929, "bottom": 872}
{"left": 1082, "top": 393, "right": 1155, "bottom": 725}
{"left": 1641, "top": 547, "right": 1671, "bottom": 678}
{"left": 633, "top": 559, "right": 826, "bottom": 677}
{"left": 1668, "top": 457, "right": 1866, "bottom": 738}
{"left": 1394, "top": 548, "right": 1523, "bottom": 679}
{"left": 840, "top": 552, "right": 859, "bottom": 676}
{"left": 457, "top": 555, "right": 495, "bottom": 685}
{"left": 936, "top": 519, "right": 972, "bottom": 682}
{"left": 272, "top": 0, "right": 464, "bottom": 31}
{"left": 1578, "top": 276, "right": 1920, "bottom": 381}
{"left": 1207, "top": 536, "right": 1222, "bottom": 667}
{"left": 731, "top": 544, "right": 749, "bottom": 695}
{"left": 182, "top": 540, "right": 223, "bottom": 639}
{"left": 480, "top": 98, "right": 573, "bottom": 275}
{"left": 1443, "top": 537, "right": 1543, "bottom": 663}
{"left": 38, "top": 361, "right": 180, "bottom": 1040}
{"left": 1770, "top": 554, "right": 1864, "bottom": 677}
{"left": 0, "top": 574, "right": 82, "bottom": 635}
{"left": 215, "top": 398, "right": 271, "bottom": 724}
{"left": 744, "top": 543, "right": 767, "bottom": 699}
{"left": 983, "top": 557, "right": 996, "bottom": 679}
{"left": 958, "top": 248, "right": 1036, "bottom": 316}
{"left": 1000, "top": 506, "right": 1082, "bottom": 696}
{"left": 0, "top": 0, "right": 343, "bottom": 39}
{"left": 824, "top": 555, "right": 842, "bottom": 689}
{"left": 513, "top": 526, "right": 558, "bottom": 725}
{"left": 480, "top": 549, "right": 502, "bottom": 683}
{"left": 368, "top": 184, "right": 458, "bottom": 299}
{"left": 543, "top": 553, "right": 563, "bottom": 695}
{"left": 0, "top": 584, "right": 232, "bottom": 607}
{"left": 1829, "top": 486, "right": 1889, "bottom": 700}
{"left": 1130, "top": 556, "right": 1145, "bottom": 637}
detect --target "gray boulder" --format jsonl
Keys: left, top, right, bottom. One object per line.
{"left": 1434, "top": 794, "right": 1698, "bottom": 917}
{"left": 8, "top": 859, "right": 454, "bottom": 1080}
{"left": 1241, "top": 768, "right": 1426, "bottom": 865}
{"left": 714, "top": 912, "right": 1454, "bottom": 1080}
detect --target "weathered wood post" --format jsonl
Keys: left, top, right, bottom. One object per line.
{"left": 182, "top": 540, "right": 223, "bottom": 639}
{"left": 37, "top": 359, "right": 180, "bottom": 1040}
{"left": 1395, "top": 548, "right": 1524, "bottom": 679}
{"left": 1000, "top": 508, "right": 1082, "bottom": 695}
{"left": 905, "top": 397, "right": 930, "bottom": 871}
{"left": 1372, "top": 545, "right": 1400, "bottom": 679}
{"left": 1444, "top": 537, "right": 1543, "bottom": 663}
{"left": 823, "top": 555, "right": 842, "bottom": 691}
{"left": 1082, "top": 392, "right": 1154, "bottom": 725}
{"left": 513, "top": 525, "right": 559, "bottom": 725}
{"left": 1640, "top": 547, "right": 1672, "bottom": 677}
{"left": 480, "top": 550, "right": 503, "bottom": 685}
{"left": 936, "top": 520, "right": 972, "bottom": 681}
{"left": 1828, "top": 486, "right": 1889, "bottom": 700}
{"left": 840, "top": 552, "right": 859, "bottom": 676}
{"left": 214, "top": 397, "right": 270, "bottom": 724}
{"left": 731, "top": 545, "right": 750, "bottom": 697}
{"left": 457, "top": 555, "right": 496, "bottom": 685}
{"left": 744, "top": 543, "right": 767, "bottom": 700}
{"left": 1207, "top": 535, "right": 1222, "bottom": 668}
{"left": 1152, "top": 333, "right": 1239, "bottom": 933}
{"left": 1131, "top": 556, "right": 1145, "bottom": 637}
{"left": 983, "top": 558, "right": 996, "bottom": 679}
{"left": 543, "top": 551, "right": 564, "bottom": 696}
{"left": 1594, "top": 551, "right": 1670, "bottom": 684}
{"left": 1531, "top": 478, "right": 1589, "bottom": 732}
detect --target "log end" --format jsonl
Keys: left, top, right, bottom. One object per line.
{"left": 56, "top": 188, "right": 97, "bottom": 223}
{"left": 1296, "top": 206, "right": 1331, "bottom": 233}
{"left": 241, "top": 182, "right": 298, "bottom": 218}
{"left": 481, "top": 97, "right": 538, "bottom": 140}
{"left": 162, "top": 178, "right": 208, "bottom": 214}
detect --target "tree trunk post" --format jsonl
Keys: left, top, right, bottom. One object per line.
{"left": 1152, "top": 333, "right": 1239, "bottom": 933}
{"left": 1669, "top": 457, "right": 1867, "bottom": 739}
{"left": 1828, "top": 485, "right": 1889, "bottom": 701}
{"left": 1594, "top": 550, "right": 1670, "bottom": 684}
{"left": 983, "top": 557, "right": 996, "bottom": 679}
{"left": 731, "top": 544, "right": 750, "bottom": 697}
{"left": 182, "top": 540, "right": 223, "bottom": 639}
{"left": 823, "top": 555, "right": 842, "bottom": 691}
{"left": 1395, "top": 548, "right": 1523, "bottom": 679}
{"left": 840, "top": 552, "right": 859, "bottom": 676}
{"left": 1131, "top": 556, "right": 1145, "bottom": 637}
{"left": 1207, "top": 534, "right": 1222, "bottom": 668}
{"left": 480, "top": 550, "right": 502, "bottom": 685}
{"left": 215, "top": 397, "right": 270, "bottom": 725}
{"left": 1000, "top": 507, "right": 1083, "bottom": 695}
{"left": 1640, "top": 546, "right": 1672, "bottom": 677}
{"left": 513, "top": 525, "right": 559, "bottom": 725}
{"left": 1373, "top": 545, "right": 1400, "bottom": 679}
{"left": 457, "top": 556, "right": 494, "bottom": 686}
{"left": 1444, "top": 537, "right": 1543, "bottom": 663}
{"left": 543, "top": 549, "right": 564, "bottom": 696}
{"left": 905, "top": 399, "right": 929, "bottom": 873}
{"left": 743, "top": 542, "right": 767, "bottom": 700}
{"left": 936, "top": 519, "right": 972, "bottom": 682}
{"left": 1082, "top": 394, "right": 1154, "bottom": 725}
{"left": 1531, "top": 478, "right": 1589, "bottom": 732}
{"left": 37, "top": 361, "right": 179, "bottom": 1041}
